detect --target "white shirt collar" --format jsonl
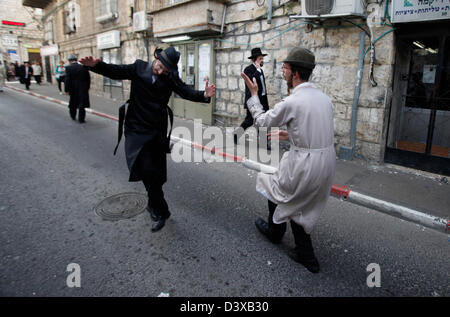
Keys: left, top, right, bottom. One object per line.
{"left": 292, "top": 82, "right": 313, "bottom": 94}
{"left": 253, "top": 63, "right": 262, "bottom": 72}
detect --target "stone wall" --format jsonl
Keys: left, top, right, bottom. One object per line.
{"left": 214, "top": 0, "right": 396, "bottom": 162}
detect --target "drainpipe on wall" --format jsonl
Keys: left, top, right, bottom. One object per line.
{"left": 267, "top": 0, "right": 273, "bottom": 24}
{"left": 339, "top": 31, "right": 366, "bottom": 160}
{"left": 221, "top": 3, "right": 227, "bottom": 34}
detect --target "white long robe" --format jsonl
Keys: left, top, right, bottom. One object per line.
{"left": 247, "top": 82, "right": 336, "bottom": 234}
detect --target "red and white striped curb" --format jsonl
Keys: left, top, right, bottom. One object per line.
{"left": 7, "top": 84, "right": 449, "bottom": 233}
{"left": 171, "top": 137, "right": 449, "bottom": 233}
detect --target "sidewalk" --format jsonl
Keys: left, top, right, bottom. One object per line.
{"left": 4, "top": 81, "right": 449, "bottom": 233}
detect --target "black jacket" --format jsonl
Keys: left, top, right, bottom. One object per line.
{"left": 243, "top": 63, "right": 269, "bottom": 111}
{"left": 90, "top": 59, "right": 210, "bottom": 182}
{"left": 65, "top": 62, "right": 91, "bottom": 108}
{"left": 18, "top": 65, "right": 33, "bottom": 81}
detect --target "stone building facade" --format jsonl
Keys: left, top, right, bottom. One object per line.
{"left": 214, "top": 0, "right": 395, "bottom": 162}
{"left": 34, "top": 0, "right": 160, "bottom": 100}
{"left": 0, "top": 0, "right": 44, "bottom": 65}
{"left": 20, "top": 0, "right": 450, "bottom": 175}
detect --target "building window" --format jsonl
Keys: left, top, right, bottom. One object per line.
{"left": 102, "top": 48, "right": 122, "bottom": 87}
{"left": 64, "top": 1, "right": 80, "bottom": 34}
{"left": 44, "top": 20, "right": 54, "bottom": 43}
{"left": 96, "top": 0, "right": 118, "bottom": 23}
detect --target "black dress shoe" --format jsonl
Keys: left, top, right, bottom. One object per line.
{"left": 151, "top": 218, "right": 166, "bottom": 232}
{"left": 151, "top": 211, "right": 171, "bottom": 232}
{"left": 255, "top": 218, "right": 282, "bottom": 244}
{"left": 287, "top": 249, "right": 320, "bottom": 273}
{"left": 146, "top": 206, "right": 158, "bottom": 222}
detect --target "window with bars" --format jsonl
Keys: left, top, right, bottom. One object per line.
{"left": 63, "top": 1, "right": 80, "bottom": 34}
{"left": 149, "top": 0, "right": 191, "bottom": 12}
{"left": 44, "top": 20, "right": 54, "bottom": 43}
{"left": 96, "top": 0, "right": 119, "bottom": 23}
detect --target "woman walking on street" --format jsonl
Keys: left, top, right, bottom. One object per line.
{"left": 55, "top": 60, "right": 66, "bottom": 94}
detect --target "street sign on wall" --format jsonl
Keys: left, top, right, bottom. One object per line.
{"left": 2, "top": 35, "right": 18, "bottom": 48}
{"left": 97, "top": 30, "right": 120, "bottom": 50}
{"left": 391, "top": 0, "right": 450, "bottom": 23}
{"left": 40, "top": 44, "right": 59, "bottom": 56}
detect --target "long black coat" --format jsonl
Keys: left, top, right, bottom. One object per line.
{"left": 90, "top": 60, "right": 210, "bottom": 183}
{"left": 18, "top": 65, "right": 33, "bottom": 83}
{"left": 244, "top": 63, "right": 269, "bottom": 111}
{"left": 65, "top": 62, "right": 91, "bottom": 108}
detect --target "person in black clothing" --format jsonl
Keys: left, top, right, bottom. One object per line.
{"left": 80, "top": 47, "right": 216, "bottom": 232}
{"left": 234, "top": 48, "right": 270, "bottom": 148}
{"left": 65, "top": 54, "right": 91, "bottom": 123}
{"left": 19, "top": 61, "right": 33, "bottom": 90}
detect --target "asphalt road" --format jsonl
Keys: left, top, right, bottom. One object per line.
{"left": 0, "top": 88, "right": 449, "bottom": 297}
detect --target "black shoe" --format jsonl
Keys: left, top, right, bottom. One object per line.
{"left": 151, "top": 218, "right": 166, "bottom": 232}
{"left": 151, "top": 211, "right": 170, "bottom": 232}
{"left": 146, "top": 205, "right": 158, "bottom": 222}
{"left": 288, "top": 249, "right": 320, "bottom": 273}
{"left": 255, "top": 218, "right": 282, "bottom": 244}
{"left": 79, "top": 120, "right": 86, "bottom": 124}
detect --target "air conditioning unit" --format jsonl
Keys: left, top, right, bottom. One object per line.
{"left": 133, "top": 11, "right": 152, "bottom": 32}
{"left": 300, "top": 0, "right": 366, "bottom": 18}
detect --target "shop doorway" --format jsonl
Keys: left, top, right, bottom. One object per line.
{"left": 170, "top": 41, "right": 214, "bottom": 125}
{"left": 386, "top": 22, "right": 450, "bottom": 176}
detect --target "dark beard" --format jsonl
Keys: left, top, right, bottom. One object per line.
{"left": 287, "top": 73, "right": 293, "bottom": 89}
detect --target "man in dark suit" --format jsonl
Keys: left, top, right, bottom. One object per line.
{"left": 234, "top": 48, "right": 270, "bottom": 147}
{"left": 19, "top": 61, "right": 33, "bottom": 90}
{"left": 65, "top": 54, "right": 91, "bottom": 123}
{"left": 80, "top": 47, "right": 216, "bottom": 232}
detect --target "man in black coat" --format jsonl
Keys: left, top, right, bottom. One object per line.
{"left": 80, "top": 47, "right": 216, "bottom": 232}
{"left": 234, "top": 48, "right": 270, "bottom": 147}
{"left": 65, "top": 54, "right": 91, "bottom": 123}
{"left": 19, "top": 61, "right": 33, "bottom": 90}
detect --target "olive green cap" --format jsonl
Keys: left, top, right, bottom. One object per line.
{"left": 283, "top": 47, "right": 315, "bottom": 70}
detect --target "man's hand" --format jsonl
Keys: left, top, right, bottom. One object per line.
{"left": 268, "top": 130, "right": 289, "bottom": 141}
{"left": 204, "top": 80, "right": 216, "bottom": 98}
{"left": 79, "top": 56, "right": 100, "bottom": 67}
{"left": 241, "top": 72, "right": 258, "bottom": 96}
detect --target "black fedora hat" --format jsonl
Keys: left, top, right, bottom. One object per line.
{"left": 155, "top": 46, "right": 180, "bottom": 73}
{"left": 248, "top": 47, "right": 267, "bottom": 59}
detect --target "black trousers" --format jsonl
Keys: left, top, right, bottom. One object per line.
{"left": 69, "top": 105, "right": 86, "bottom": 122}
{"left": 268, "top": 200, "right": 314, "bottom": 256}
{"left": 236, "top": 97, "right": 270, "bottom": 144}
{"left": 240, "top": 108, "right": 255, "bottom": 130}
{"left": 142, "top": 178, "right": 170, "bottom": 219}
{"left": 57, "top": 76, "right": 65, "bottom": 92}
{"left": 23, "top": 78, "right": 31, "bottom": 90}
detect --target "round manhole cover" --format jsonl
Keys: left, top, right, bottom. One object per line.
{"left": 94, "top": 192, "right": 147, "bottom": 221}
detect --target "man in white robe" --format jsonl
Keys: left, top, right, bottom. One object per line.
{"left": 241, "top": 47, "right": 336, "bottom": 273}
